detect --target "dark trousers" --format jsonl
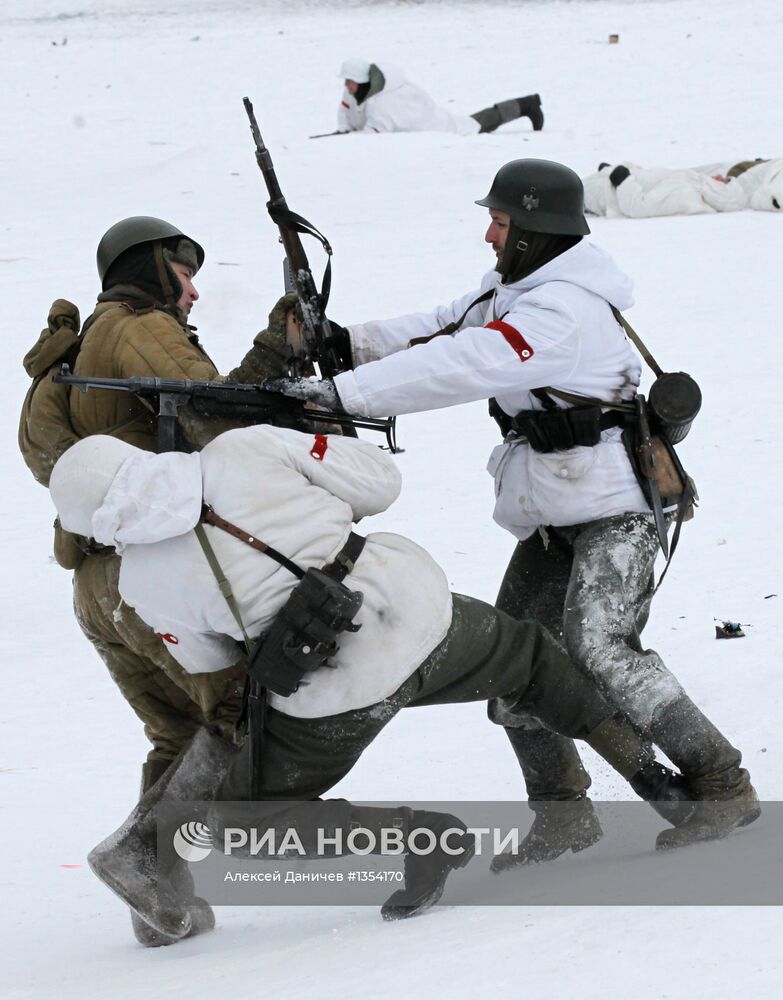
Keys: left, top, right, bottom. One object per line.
{"left": 217, "top": 593, "right": 613, "bottom": 802}
{"left": 488, "top": 513, "right": 673, "bottom": 798}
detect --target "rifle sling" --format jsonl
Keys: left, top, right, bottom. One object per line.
{"left": 267, "top": 204, "right": 333, "bottom": 310}
{"left": 409, "top": 289, "right": 494, "bottom": 347}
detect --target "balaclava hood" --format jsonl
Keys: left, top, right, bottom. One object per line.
{"left": 101, "top": 236, "right": 199, "bottom": 315}
{"left": 498, "top": 227, "right": 582, "bottom": 284}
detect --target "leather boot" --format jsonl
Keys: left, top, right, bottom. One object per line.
{"left": 515, "top": 93, "right": 544, "bottom": 130}
{"left": 470, "top": 93, "right": 544, "bottom": 133}
{"left": 130, "top": 758, "right": 217, "bottom": 948}
{"left": 206, "top": 800, "right": 474, "bottom": 922}
{"left": 649, "top": 695, "right": 760, "bottom": 851}
{"left": 629, "top": 761, "right": 694, "bottom": 827}
{"left": 89, "top": 728, "right": 237, "bottom": 940}
{"left": 490, "top": 795, "right": 602, "bottom": 873}
{"left": 491, "top": 723, "right": 601, "bottom": 869}
{"left": 376, "top": 807, "right": 475, "bottom": 921}
{"left": 586, "top": 715, "right": 694, "bottom": 826}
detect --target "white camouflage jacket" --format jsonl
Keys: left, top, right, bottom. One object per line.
{"left": 338, "top": 62, "right": 479, "bottom": 135}
{"left": 51, "top": 426, "right": 452, "bottom": 718}
{"left": 584, "top": 159, "right": 783, "bottom": 218}
{"left": 334, "top": 240, "right": 650, "bottom": 541}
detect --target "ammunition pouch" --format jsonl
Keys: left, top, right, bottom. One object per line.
{"left": 489, "top": 398, "right": 625, "bottom": 453}
{"left": 246, "top": 535, "right": 365, "bottom": 698}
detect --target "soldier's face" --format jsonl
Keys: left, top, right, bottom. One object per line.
{"left": 345, "top": 79, "right": 359, "bottom": 95}
{"left": 485, "top": 210, "right": 510, "bottom": 258}
{"left": 170, "top": 260, "right": 199, "bottom": 318}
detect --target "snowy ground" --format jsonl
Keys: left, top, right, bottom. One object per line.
{"left": 2, "top": 1, "right": 782, "bottom": 997}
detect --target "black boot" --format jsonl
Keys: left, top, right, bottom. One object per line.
{"left": 585, "top": 715, "right": 694, "bottom": 827}
{"left": 470, "top": 93, "right": 544, "bottom": 133}
{"left": 206, "top": 800, "right": 473, "bottom": 923}
{"left": 649, "top": 695, "right": 760, "bottom": 851}
{"left": 130, "top": 758, "right": 216, "bottom": 948}
{"left": 379, "top": 808, "right": 476, "bottom": 921}
{"left": 629, "top": 761, "right": 695, "bottom": 827}
{"left": 88, "top": 728, "right": 237, "bottom": 941}
{"left": 516, "top": 93, "right": 544, "bottom": 130}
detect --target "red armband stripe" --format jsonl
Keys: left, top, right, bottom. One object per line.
{"left": 310, "top": 434, "right": 329, "bottom": 461}
{"left": 485, "top": 320, "right": 535, "bottom": 362}
{"left": 341, "top": 101, "right": 350, "bottom": 109}
{"left": 155, "top": 632, "right": 179, "bottom": 645}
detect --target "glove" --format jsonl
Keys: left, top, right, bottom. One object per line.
{"left": 609, "top": 165, "right": 631, "bottom": 188}
{"left": 263, "top": 376, "right": 342, "bottom": 411}
{"left": 266, "top": 291, "right": 300, "bottom": 339}
{"left": 325, "top": 320, "right": 354, "bottom": 370}
{"left": 227, "top": 292, "right": 300, "bottom": 383}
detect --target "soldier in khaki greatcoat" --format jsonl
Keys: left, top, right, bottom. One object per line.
{"left": 20, "top": 216, "right": 293, "bottom": 945}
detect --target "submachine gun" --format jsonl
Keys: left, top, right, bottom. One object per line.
{"left": 52, "top": 367, "right": 398, "bottom": 453}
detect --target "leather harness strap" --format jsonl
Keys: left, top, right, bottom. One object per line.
{"left": 200, "top": 503, "right": 366, "bottom": 583}
{"left": 201, "top": 503, "right": 304, "bottom": 579}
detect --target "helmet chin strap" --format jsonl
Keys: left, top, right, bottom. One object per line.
{"left": 496, "top": 222, "right": 529, "bottom": 280}
{"left": 499, "top": 226, "right": 581, "bottom": 284}
{"left": 152, "top": 240, "right": 182, "bottom": 314}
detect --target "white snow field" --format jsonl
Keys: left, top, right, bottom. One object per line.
{"left": 2, "top": 0, "right": 782, "bottom": 997}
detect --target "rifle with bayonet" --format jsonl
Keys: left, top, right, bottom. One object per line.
{"left": 53, "top": 366, "right": 400, "bottom": 454}
{"left": 243, "top": 97, "right": 344, "bottom": 381}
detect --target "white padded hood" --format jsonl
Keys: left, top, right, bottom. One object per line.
{"left": 50, "top": 435, "right": 203, "bottom": 551}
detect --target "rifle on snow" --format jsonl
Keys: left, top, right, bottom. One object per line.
{"left": 308, "top": 130, "right": 350, "bottom": 140}
{"left": 53, "top": 366, "right": 400, "bottom": 454}
{"left": 242, "top": 97, "right": 344, "bottom": 381}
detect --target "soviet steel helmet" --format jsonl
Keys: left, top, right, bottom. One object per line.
{"left": 96, "top": 216, "right": 205, "bottom": 282}
{"left": 476, "top": 159, "right": 590, "bottom": 236}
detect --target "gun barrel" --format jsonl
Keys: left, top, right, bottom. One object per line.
{"left": 243, "top": 97, "right": 286, "bottom": 207}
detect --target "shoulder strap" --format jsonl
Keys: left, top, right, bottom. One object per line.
{"left": 528, "top": 309, "right": 665, "bottom": 412}
{"left": 201, "top": 504, "right": 304, "bottom": 580}
{"left": 610, "top": 306, "right": 664, "bottom": 378}
{"left": 193, "top": 522, "right": 253, "bottom": 653}
{"left": 193, "top": 521, "right": 260, "bottom": 761}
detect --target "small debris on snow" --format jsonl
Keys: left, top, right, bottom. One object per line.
{"left": 715, "top": 621, "right": 746, "bottom": 639}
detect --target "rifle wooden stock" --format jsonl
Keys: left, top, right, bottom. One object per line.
{"left": 243, "top": 97, "right": 343, "bottom": 381}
